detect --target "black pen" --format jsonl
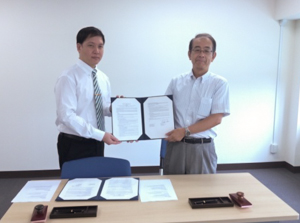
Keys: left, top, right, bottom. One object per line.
{"left": 194, "top": 199, "right": 217, "bottom": 205}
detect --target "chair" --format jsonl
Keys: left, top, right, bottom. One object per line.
{"left": 61, "top": 156, "right": 131, "bottom": 179}
{"left": 159, "top": 139, "right": 167, "bottom": 175}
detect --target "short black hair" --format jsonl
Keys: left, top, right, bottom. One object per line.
{"left": 188, "top": 33, "right": 216, "bottom": 52}
{"left": 76, "top": 26, "right": 105, "bottom": 44}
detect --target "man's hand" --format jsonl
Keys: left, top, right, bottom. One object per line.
{"left": 103, "top": 132, "right": 121, "bottom": 145}
{"left": 165, "top": 128, "right": 185, "bottom": 142}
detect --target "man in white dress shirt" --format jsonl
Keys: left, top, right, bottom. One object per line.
{"left": 55, "top": 27, "right": 120, "bottom": 169}
{"left": 164, "top": 33, "right": 230, "bottom": 174}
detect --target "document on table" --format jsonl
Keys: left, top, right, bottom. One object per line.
{"left": 139, "top": 179, "right": 178, "bottom": 202}
{"left": 111, "top": 95, "right": 174, "bottom": 141}
{"left": 12, "top": 180, "right": 61, "bottom": 202}
{"left": 100, "top": 178, "right": 139, "bottom": 200}
{"left": 59, "top": 178, "right": 101, "bottom": 200}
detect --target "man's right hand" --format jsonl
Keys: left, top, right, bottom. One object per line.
{"left": 103, "top": 133, "right": 121, "bottom": 145}
{"left": 165, "top": 128, "right": 185, "bottom": 142}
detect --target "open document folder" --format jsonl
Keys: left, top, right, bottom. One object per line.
{"left": 111, "top": 95, "right": 174, "bottom": 141}
{"left": 56, "top": 178, "right": 139, "bottom": 201}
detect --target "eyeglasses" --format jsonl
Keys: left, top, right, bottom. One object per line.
{"left": 192, "top": 49, "right": 213, "bottom": 55}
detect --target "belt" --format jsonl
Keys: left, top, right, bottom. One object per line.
{"left": 60, "top": 133, "right": 88, "bottom": 141}
{"left": 181, "top": 137, "right": 212, "bottom": 144}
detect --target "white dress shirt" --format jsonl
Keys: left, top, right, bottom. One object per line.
{"left": 55, "top": 59, "right": 111, "bottom": 141}
{"left": 165, "top": 71, "right": 230, "bottom": 138}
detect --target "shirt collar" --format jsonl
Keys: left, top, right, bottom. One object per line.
{"left": 76, "top": 59, "right": 98, "bottom": 75}
{"left": 189, "top": 70, "right": 210, "bottom": 83}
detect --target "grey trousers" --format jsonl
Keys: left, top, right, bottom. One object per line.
{"left": 163, "top": 140, "right": 217, "bottom": 174}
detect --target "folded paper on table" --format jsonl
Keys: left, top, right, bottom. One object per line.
{"left": 12, "top": 180, "right": 61, "bottom": 203}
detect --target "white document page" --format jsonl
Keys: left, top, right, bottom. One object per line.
{"left": 100, "top": 178, "right": 139, "bottom": 200}
{"left": 12, "top": 180, "right": 61, "bottom": 202}
{"left": 112, "top": 98, "right": 142, "bottom": 140}
{"left": 139, "top": 179, "right": 178, "bottom": 202}
{"left": 144, "top": 96, "right": 174, "bottom": 139}
{"left": 59, "top": 178, "right": 102, "bottom": 200}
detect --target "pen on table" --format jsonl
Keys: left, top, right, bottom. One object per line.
{"left": 194, "top": 199, "right": 217, "bottom": 205}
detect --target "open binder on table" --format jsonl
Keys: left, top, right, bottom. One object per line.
{"left": 111, "top": 95, "right": 174, "bottom": 141}
{"left": 56, "top": 178, "right": 139, "bottom": 201}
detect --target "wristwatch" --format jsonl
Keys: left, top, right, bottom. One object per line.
{"left": 185, "top": 127, "right": 191, "bottom": 137}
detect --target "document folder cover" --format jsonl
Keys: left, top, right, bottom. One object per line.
{"left": 111, "top": 95, "right": 174, "bottom": 141}
{"left": 56, "top": 178, "right": 139, "bottom": 201}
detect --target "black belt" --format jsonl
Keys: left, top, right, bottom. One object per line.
{"left": 60, "top": 133, "right": 89, "bottom": 141}
{"left": 181, "top": 137, "right": 211, "bottom": 144}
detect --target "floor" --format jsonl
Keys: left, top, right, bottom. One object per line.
{"left": 0, "top": 168, "right": 299, "bottom": 222}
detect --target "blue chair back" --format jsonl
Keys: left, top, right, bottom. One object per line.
{"left": 159, "top": 139, "right": 167, "bottom": 175}
{"left": 160, "top": 139, "right": 167, "bottom": 159}
{"left": 61, "top": 156, "right": 131, "bottom": 179}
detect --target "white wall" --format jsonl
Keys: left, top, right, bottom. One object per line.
{"left": 279, "top": 19, "right": 300, "bottom": 166}
{"left": 0, "top": 0, "right": 292, "bottom": 171}
{"left": 275, "top": 0, "right": 300, "bottom": 20}
{"left": 276, "top": 20, "right": 297, "bottom": 166}
{"left": 273, "top": 0, "right": 300, "bottom": 167}
{"left": 295, "top": 20, "right": 300, "bottom": 166}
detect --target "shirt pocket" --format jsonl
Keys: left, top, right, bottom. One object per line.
{"left": 197, "top": 97, "right": 212, "bottom": 119}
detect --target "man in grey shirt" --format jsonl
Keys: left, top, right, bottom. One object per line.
{"left": 164, "top": 33, "right": 230, "bottom": 174}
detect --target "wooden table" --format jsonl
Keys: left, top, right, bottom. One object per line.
{"left": 1, "top": 173, "right": 298, "bottom": 223}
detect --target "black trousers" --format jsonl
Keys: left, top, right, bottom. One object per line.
{"left": 57, "top": 133, "right": 104, "bottom": 169}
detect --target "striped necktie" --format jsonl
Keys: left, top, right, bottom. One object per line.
{"left": 92, "top": 69, "right": 105, "bottom": 131}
